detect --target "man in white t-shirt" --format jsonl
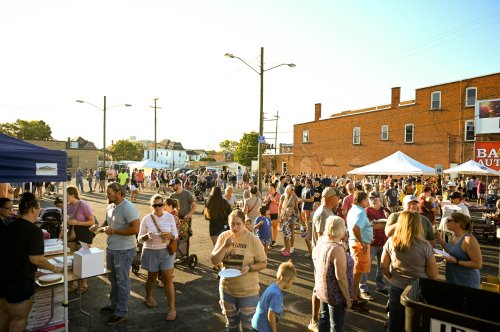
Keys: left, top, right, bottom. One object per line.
{"left": 439, "top": 191, "right": 470, "bottom": 232}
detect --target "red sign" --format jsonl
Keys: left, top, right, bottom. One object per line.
{"left": 475, "top": 141, "right": 500, "bottom": 171}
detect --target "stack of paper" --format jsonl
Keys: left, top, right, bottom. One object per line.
{"left": 49, "top": 256, "right": 73, "bottom": 269}
{"left": 44, "top": 239, "right": 64, "bottom": 255}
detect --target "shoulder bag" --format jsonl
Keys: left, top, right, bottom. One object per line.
{"left": 67, "top": 202, "right": 82, "bottom": 242}
{"left": 150, "top": 213, "right": 177, "bottom": 255}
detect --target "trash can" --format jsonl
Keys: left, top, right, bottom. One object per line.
{"left": 401, "top": 278, "right": 500, "bottom": 332}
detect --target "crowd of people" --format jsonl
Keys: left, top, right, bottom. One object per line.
{"left": 0, "top": 168, "right": 492, "bottom": 331}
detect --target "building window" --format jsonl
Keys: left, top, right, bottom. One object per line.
{"left": 431, "top": 91, "right": 441, "bottom": 110}
{"left": 465, "top": 120, "right": 475, "bottom": 141}
{"left": 302, "top": 130, "right": 309, "bottom": 143}
{"left": 381, "top": 125, "right": 388, "bottom": 140}
{"left": 404, "top": 124, "right": 414, "bottom": 143}
{"left": 465, "top": 87, "right": 477, "bottom": 107}
{"left": 282, "top": 162, "right": 287, "bottom": 174}
{"left": 179, "top": 152, "right": 181, "bottom": 157}
{"left": 353, "top": 127, "right": 360, "bottom": 145}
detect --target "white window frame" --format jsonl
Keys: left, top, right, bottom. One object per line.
{"left": 431, "top": 91, "right": 441, "bottom": 110}
{"left": 464, "top": 120, "right": 475, "bottom": 141}
{"left": 465, "top": 87, "right": 477, "bottom": 107}
{"left": 353, "top": 127, "right": 361, "bottom": 145}
{"left": 381, "top": 125, "right": 389, "bottom": 140}
{"left": 404, "top": 124, "right": 414, "bottom": 144}
{"left": 302, "top": 130, "right": 309, "bottom": 143}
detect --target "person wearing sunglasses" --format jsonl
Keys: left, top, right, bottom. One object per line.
{"left": 138, "top": 194, "right": 178, "bottom": 321}
{"left": 0, "top": 193, "right": 63, "bottom": 331}
{"left": 435, "top": 212, "right": 482, "bottom": 289}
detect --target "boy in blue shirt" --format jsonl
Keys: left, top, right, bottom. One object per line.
{"left": 254, "top": 205, "right": 272, "bottom": 255}
{"left": 252, "top": 260, "right": 296, "bottom": 332}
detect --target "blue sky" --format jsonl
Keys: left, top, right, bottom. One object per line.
{"left": 0, "top": 0, "right": 499, "bottom": 151}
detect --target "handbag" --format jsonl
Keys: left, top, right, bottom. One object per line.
{"left": 67, "top": 202, "right": 82, "bottom": 242}
{"left": 150, "top": 213, "right": 177, "bottom": 255}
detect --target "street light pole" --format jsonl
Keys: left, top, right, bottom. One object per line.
{"left": 258, "top": 47, "right": 264, "bottom": 193}
{"left": 225, "top": 47, "right": 295, "bottom": 192}
{"left": 76, "top": 97, "right": 132, "bottom": 169}
{"left": 103, "top": 96, "right": 106, "bottom": 168}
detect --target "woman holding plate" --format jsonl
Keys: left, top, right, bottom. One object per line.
{"left": 211, "top": 209, "right": 267, "bottom": 332}
{"left": 138, "top": 194, "right": 178, "bottom": 321}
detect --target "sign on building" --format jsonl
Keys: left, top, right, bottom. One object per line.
{"left": 474, "top": 141, "right": 500, "bottom": 171}
{"left": 474, "top": 98, "right": 500, "bottom": 134}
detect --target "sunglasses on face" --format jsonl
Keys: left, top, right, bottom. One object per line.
{"left": 446, "top": 218, "right": 454, "bottom": 223}
{"left": 152, "top": 203, "right": 164, "bottom": 208}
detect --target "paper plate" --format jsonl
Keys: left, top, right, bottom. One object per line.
{"left": 218, "top": 268, "right": 241, "bottom": 278}
{"left": 39, "top": 269, "right": 53, "bottom": 274}
{"left": 39, "top": 273, "right": 62, "bottom": 283}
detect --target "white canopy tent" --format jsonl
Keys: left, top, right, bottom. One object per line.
{"left": 347, "top": 151, "right": 436, "bottom": 176}
{"left": 128, "top": 159, "right": 169, "bottom": 170}
{"left": 443, "top": 160, "right": 500, "bottom": 176}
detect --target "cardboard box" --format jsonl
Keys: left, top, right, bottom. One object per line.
{"left": 73, "top": 247, "right": 105, "bottom": 278}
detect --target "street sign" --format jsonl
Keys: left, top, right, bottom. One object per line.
{"left": 258, "top": 136, "right": 265, "bottom": 143}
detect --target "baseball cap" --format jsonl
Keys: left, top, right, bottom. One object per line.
{"left": 170, "top": 178, "right": 181, "bottom": 186}
{"left": 368, "top": 191, "right": 379, "bottom": 199}
{"left": 322, "top": 187, "right": 339, "bottom": 199}
{"left": 402, "top": 195, "right": 418, "bottom": 205}
{"left": 449, "top": 192, "right": 462, "bottom": 200}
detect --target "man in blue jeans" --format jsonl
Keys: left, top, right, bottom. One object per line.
{"left": 90, "top": 182, "right": 139, "bottom": 326}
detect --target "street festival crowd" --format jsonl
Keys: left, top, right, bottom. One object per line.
{"left": 0, "top": 168, "right": 492, "bottom": 332}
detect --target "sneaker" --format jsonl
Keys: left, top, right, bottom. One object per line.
{"left": 106, "top": 315, "right": 128, "bottom": 326}
{"left": 99, "top": 306, "right": 114, "bottom": 314}
{"left": 290, "top": 247, "right": 294, "bottom": 253}
{"left": 351, "top": 300, "right": 370, "bottom": 313}
{"left": 376, "top": 288, "right": 389, "bottom": 296}
{"left": 280, "top": 247, "right": 286, "bottom": 252}
{"left": 271, "top": 241, "right": 277, "bottom": 247}
{"left": 281, "top": 251, "right": 291, "bottom": 257}
{"left": 307, "top": 321, "right": 318, "bottom": 332}
{"left": 359, "top": 290, "right": 374, "bottom": 301}
{"left": 301, "top": 231, "right": 308, "bottom": 238}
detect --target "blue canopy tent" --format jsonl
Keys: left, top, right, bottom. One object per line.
{"left": 0, "top": 133, "right": 70, "bottom": 330}
{"left": 0, "top": 133, "right": 67, "bottom": 182}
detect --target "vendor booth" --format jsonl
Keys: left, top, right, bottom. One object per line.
{"left": 0, "top": 133, "right": 70, "bottom": 331}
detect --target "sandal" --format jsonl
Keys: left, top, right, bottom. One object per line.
{"left": 166, "top": 311, "right": 176, "bottom": 321}
{"left": 144, "top": 299, "right": 158, "bottom": 308}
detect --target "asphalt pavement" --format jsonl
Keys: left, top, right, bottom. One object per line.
{"left": 38, "top": 184, "right": 499, "bottom": 332}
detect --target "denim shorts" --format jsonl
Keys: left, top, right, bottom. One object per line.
{"left": 141, "top": 248, "right": 175, "bottom": 272}
{"left": 260, "top": 238, "right": 272, "bottom": 246}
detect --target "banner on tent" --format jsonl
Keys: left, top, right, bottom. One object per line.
{"left": 36, "top": 163, "right": 58, "bottom": 176}
{"left": 475, "top": 142, "right": 500, "bottom": 171}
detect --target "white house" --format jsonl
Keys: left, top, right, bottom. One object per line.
{"left": 143, "top": 140, "right": 188, "bottom": 169}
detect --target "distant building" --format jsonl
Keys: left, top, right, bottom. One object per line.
{"left": 26, "top": 137, "right": 99, "bottom": 171}
{"left": 263, "top": 72, "right": 500, "bottom": 175}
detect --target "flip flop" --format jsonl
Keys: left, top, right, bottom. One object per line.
{"left": 144, "top": 299, "right": 158, "bottom": 308}
{"left": 166, "top": 312, "right": 176, "bottom": 321}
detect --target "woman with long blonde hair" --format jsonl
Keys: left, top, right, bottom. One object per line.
{"left": 278, "top": 184, "right": 299, "bottom": 256}
{"left": 381, "top": 211, "right": 438, "bottom": 332}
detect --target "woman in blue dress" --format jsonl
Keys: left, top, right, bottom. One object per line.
{"left": 436, "top": 212, "right": 482, "bottom": 288}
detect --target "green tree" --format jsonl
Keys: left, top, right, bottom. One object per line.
{"left": 109, "top": 140, "right": 144, "bottom": 161}
{"left": 0, "top": 119, "right": 53, "bottom": 140}
{"left": 234, "top": 131, "right": 261, "bottom": 166}
{"left": 219, "top": 140, "right": 238, "bottom": 153}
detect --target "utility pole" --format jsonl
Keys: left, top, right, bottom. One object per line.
{"left": 150, "top": 98, "right": 161, "bottom": 161}
{"left": 264, "top": 110, "right": 280, "bottom": 154}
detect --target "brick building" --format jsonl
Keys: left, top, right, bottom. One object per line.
{"left": 263, "top": 72, "right": 500, "bottom": 176}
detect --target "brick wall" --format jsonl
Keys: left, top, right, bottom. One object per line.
{"left": 286, "top": 72, "right": 500, "bottom": 176}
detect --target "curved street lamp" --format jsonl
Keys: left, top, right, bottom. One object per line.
{"left": 76, "top": 96, "right": 132, "bottom": 168}
{"left": 225, "top": 47, "right": 295, "bottom": 192}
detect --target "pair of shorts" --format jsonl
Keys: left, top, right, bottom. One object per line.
{"left": 141, "top": 248, "right": 175, "bottom": 272}
{"left": 270, "top": 213, "right": 279, "bottom": 221}
{"left": 350, "top": 242, "right": 371, "bottom": 274}
{"left": 260, "top": 238, "right": 272, "bottom": 246}
{"left": 288, "top": 215, "right": 298, "bottom": 225}
{"left": 0, "top": 283, "right": 35, "bottom": 304}
{"left": 210, "top": 222, "right": 229, "bottom": 237}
